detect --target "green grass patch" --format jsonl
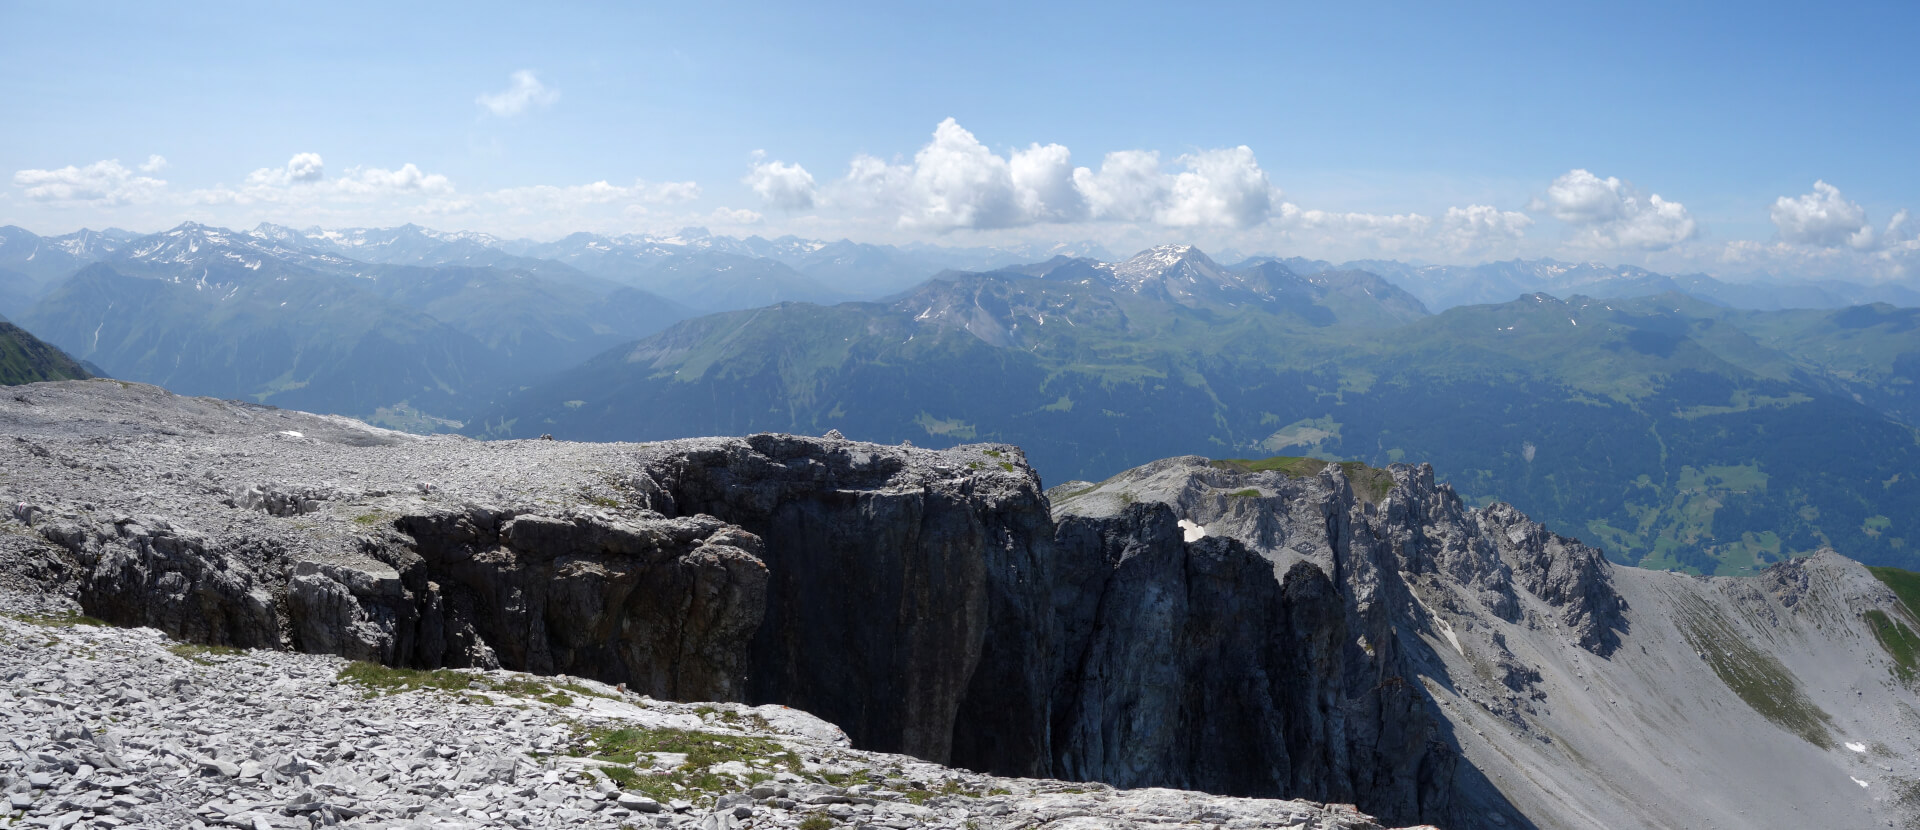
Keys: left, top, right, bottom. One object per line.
{"left": 1678, "top": 600, "right": 1834, "bottom": 748}
{"left": 1867, "top": 566, "right": 1920, "bottom": 621}
{"left": 1210, "top": 456, "right": 1395, "bottom": 502}
{"left": 168, "top": 643, "right": 246, "bottom": 665}
{"left": 1864, "top": 609, "right": 1920, "bottom": 683}
{"left": 580, "top": 725, "right": 800, "bottom": 773}
{"left": 6, "top": 611, "right": 109, "bottom": 628}
{"left": 1227, "top": 488, "right": 1261, "bottom": 498}
{"left": 336, "top": 661, "right": 607, "bottom": 703}
{"left": 572, "top": 723, "right": 804, "bottom": 804}
{"left": 998, "top": 461, "right": 1015, "bottom": 473}
{"left": 798, "top": 817, "right": 835, "bottom": 830}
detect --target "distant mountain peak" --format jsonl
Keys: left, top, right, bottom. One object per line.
{"left": 1109, "top": 245, "right": 1235, "bottom": 294}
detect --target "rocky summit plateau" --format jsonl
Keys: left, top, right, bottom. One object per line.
{"left": 3, "top": 379, "right": 1919, "bottom": 830}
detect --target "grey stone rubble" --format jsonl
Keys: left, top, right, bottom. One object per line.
{"left": 0, "top": 588, "right": 1409, "bottom": 830}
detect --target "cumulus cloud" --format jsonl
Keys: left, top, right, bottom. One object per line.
{"left": 1770, "top": 181, "right": 1876, "bottom": 249}
{"left": 832, "top": 118, "right": 1274, "bottom": 231}
{"left": 138, "top": 154, "right": 168, "bottom": 173}
{"left": 743, "top": 153, "right": 817, "bottom": 211}
{"left": 1071, "top": 150, "right": 1164, "bottom": 223}
{"left": 1157, "top": 146, "right": 1272, "bottom": 229}
{"left": 1542, "top": 169, "right": 1695, "bottom": 250}
{"left": 476, "top": 70, "right": 559, "bottom": 117}
{"left": 243, "top": 153, "right": 327, "bottom": 187}
{"left": 12, "top": 159, "right": 167, "bottom": 205}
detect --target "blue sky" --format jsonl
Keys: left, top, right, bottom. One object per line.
{"left": 3, "top": 1, "right": 1916, "bottom": 278}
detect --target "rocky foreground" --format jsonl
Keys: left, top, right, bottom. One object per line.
{"left": 0, "top": 588, "right": 1406, "bottom": 830}
{"left": 5, "top": 379, "right": 1920, "bottom": 830}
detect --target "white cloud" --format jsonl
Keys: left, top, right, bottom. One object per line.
{"left": 476, "top": 70, "right": 559, "bottom": 117}
{"left": 138, "top": 154, "right": 168, "bottom": 173}
{"left": 244, "top": 152, "right": 327, "bottom": 187}
{"left": 829, "top": 118, "right": 1274, "bottom": 231}
{"left": 1071, "top": 150, "right": 1165, "bottom": 222}
{"left": 12, "top": 159, "right": 167, "bottom": 205}
{"left": 1157, "top": 146, "right": 1272, "bottom": 229}
{"left": 195, "top": 154, "right": 454, "bottom": 205}
{"left": 1009, "top": 142, "right": 1088, "bottom": 223}
{"left": 1439, "top": 204, "right": 1533, "bottom": 249}
{"left": 743, "top": 153, "right": 817, "bottom": 211}
{"left": 1542, "top": 169, "right": 1695, "bottom": 250}
{"left": 1279, "top": 204, "right": 1433, "bottom": 238}
{"left": 898, "top": 118, "right": 1027, "bottom": 230}
{"left": 1770, "top": 180, "right": 1875, "bottom": 249}
{"left": 486, "top": 179, "right": 700, "bottom": 210}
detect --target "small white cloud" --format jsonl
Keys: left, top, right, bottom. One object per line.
{"left": 287, "top": 152, "right": 324, "bottom": 182}
{"left": 196, "top": 154, "right": 454, "bottom": 205}
{"left": 743, "top": 153, "right": 817, "bottom": 211}
{"left": 477, "top": 70, "right": 559, "bottom": 117}
{"left": 336, "top": 163, "right": 452, "bottom": 196}
{"left": 138, "top": 154, "right": 169, "bottom": 173}
{"left": 242, "top": 153, "right": 327, "bottom": 188}
{"left": 1542, "top": 169, "right": 1695, "bottom": 250}
{"left": 1770, "top": 180, "right": 1873, "bottom": 249}
{"left": 12, "top": 159, "right": 166, "bottom": 205}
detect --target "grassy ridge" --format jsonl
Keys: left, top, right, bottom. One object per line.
{"left": 0, "top": 321, "right": 91, "bottom": 385}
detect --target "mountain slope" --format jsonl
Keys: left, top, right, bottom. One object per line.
{"left": 0, "top": 319, "right": 92, "bottom": 384}
{"left": 17, "top": 222, "right": 693, "bottom": 421}
{"left": 20, "top": 262, "right": 500, "bottom": 422}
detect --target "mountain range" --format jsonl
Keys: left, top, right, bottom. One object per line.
{"left": 476, "top": 245, "right": 1920, "bottom": 575}
{"left": 4, "top": 221, "right": 1920, "bottom": 576}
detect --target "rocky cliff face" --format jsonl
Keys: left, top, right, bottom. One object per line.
{"left": 5, "top": 380, "right": 1919, "bottom": 830}
{"left": 1040, "top": 457, "right": 1632, "bottom": 825}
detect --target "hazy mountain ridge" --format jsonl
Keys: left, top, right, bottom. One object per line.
{"left": 9, "top": 220, "right": 1920, "bottom": 314}
{"left": 10, "top": 223, "right": 690, "bottom": 428}
{"left": 477, "top": 247, "right": 1920, "bottom": 575}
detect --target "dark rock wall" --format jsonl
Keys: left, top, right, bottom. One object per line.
{"left": 11, "top": 433, "right": 1626, "bottom": 829}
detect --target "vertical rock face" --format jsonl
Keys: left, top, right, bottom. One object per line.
{"left": 1041, "top": 457, "right": 1629, "bottom": 826}
{"left": 633, "top": 433, "right": 1059, "bottom": 770}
